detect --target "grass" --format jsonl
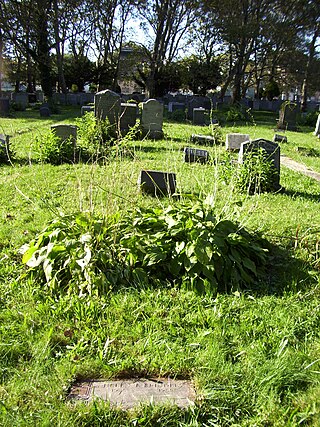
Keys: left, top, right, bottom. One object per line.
{"left": 0, "top": 106, "right": 320, "bottom": 426}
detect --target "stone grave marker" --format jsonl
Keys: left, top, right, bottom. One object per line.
{"left": 120, "top": 103, "right": 138, "bottom": 133}
{"left": 0, "top": 134, "right": 10, "bottom": 162}
{"left": 138, "top": 170, "right": 176, "bottom": 196}
{"left": 51, "top": 124, "right": 77, "bottom": 143}
{"left": 314, "top": 114, "right": 320, "bottom": 137}
{"left": 0, "top": 98, "right": 10, "bottom": 117}
{"left": 11, "top": 92, "right": 28, "bottom": 110}
{"left": 184, "top": 147, "right": 209, "bottom": 164}
{"left": 277, "top": 102, "right": 299, "bottom": 131}
{"left": 193, "top": 107, "right": 206, "bottom": 125}
{"left": 168, "top": 102, "right": 185, "bottom": 113}
{"left": 141, "top": 99, "right": 164, "bottom": 139}
{"left": 40, "top": 104, "right": 51, "bottom": 117}
{"left": 226, "top": 133, "right": 250, "bottom": 151}
{"left": 36, "top": 91, "right": 44, "bottom": 103}
{"left": 81, "top": 105, "right": 94, "bottom": 116}
{"left": 68, "top": 378, "right": 195, "bottom": 409}
{"left": 239, "top": 138, "right": 281, "bottom": 191}
{"left": 273, "top": 134, "right": 287, "bottom": 143}
{"left": 94, "top": 89, "right": 121, "bottom": 126}
{"left": 190, "top": 134, "right": 215, "bottom": 145}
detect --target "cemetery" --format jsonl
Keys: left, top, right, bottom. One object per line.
{"left": 0, "top": 0, "right": 319, "bottom": 424}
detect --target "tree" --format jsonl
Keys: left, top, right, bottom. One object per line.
{"left": 179, "top": 55, "right": 221, "bottom": 95}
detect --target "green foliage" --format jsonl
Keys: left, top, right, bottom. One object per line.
{"left": 263, "top": 79, "right": 280, "bottom": 100}
{"left": 0, "top": 136, "right": 13, "bottom": 164}
{"left": 38, "top": 132, "right": 79, "bottom": 165}
{"left": 210, "top": 123, "right": 224, "bottom": 144}
{"left": 168, "top": 109, "right": 186, "bottom": 123}
{"left": 225, "top": 104, "right": 253, "bottom": 124}
{"left": 20, "top": 199, "right": 269, "bottom": 296}
{"left": 298, "top": 111, "right": 318, "bottom": 127}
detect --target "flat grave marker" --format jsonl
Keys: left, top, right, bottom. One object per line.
{"left": 226, "top": 133, "right": 250, "bottom": 151}
{"left": 138, "top": 170, "right": 176, "bottom": 197}
{"left": 184, "top": 147, "right": 209, "bottom": 164}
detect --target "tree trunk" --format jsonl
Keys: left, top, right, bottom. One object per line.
{"left": 35, "top": 0, "right": 52, "bottom": 98}
{"left": 0, "top": 29, "right": 3, "bottom": 96}
{"left": 52, "top": 0, "right": 67, "bottom": 94}
{"left": 301, "top": 28, "right": 318, "bottom": 112}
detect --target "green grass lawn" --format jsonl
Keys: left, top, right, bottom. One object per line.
{"left": 0, "top": 107, "right": 320, "bottom": 426}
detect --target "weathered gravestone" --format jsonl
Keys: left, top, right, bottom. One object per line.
{"left": 120, "top": 103, "right": 138, "bottom": 133}
{"left": 226, "top": 133, "right": 250, "bottom": 151}
{"left": 277, "top": 102, "right": 299, "bottom": 131}
{"left": 168, "top": 102, "right": 185, "bottom": 113}
{"left": 94, "top": 89, "right": 121, "bottom": 127}
{"left": 238, "top": 138, "right": 281, "bottom": 191}
{"left": 68, "top": 378, "right": 195, "bottom": 409}
{"left": 141, "top": 99, "right": 164, "bottom": 139}
{"left": 184, "top": 147, "right": 209, "bottom": 164}
{"left": 36, "top": 91, "right": 44, "bottom": 103}
{"left": 190, "top": 134, "right": 215, "bottom": 145}
{"left": 11, "top": 92, "right": 28, "bottom": 110}
{"left": 81, "top": 105, "right": 94, "bottom": 116}
{"left": 0, "top": 98, "right": 10, "bottom": 117}
{"left": 314, "top": 114, "right": 320, "bottom": 137}
{"left": 40, "top": 104, "right": 51, "bottom": 117}
{"left": 0, "top": 134, "right": 10, "bottom": 162}
{"left": 187, "top": 96, "right": 211, "bottom": 120}
{"left": 193, "top": 107, "right": 206, "bottom": 125}
{"left": 51, "top": 124, "right": 77, "bottom": 143}
{"left": 138, "top": 170, "right": 176, "bottom": 196}
{"left": 273, "top": 134, "right": 287, "bottom": 143}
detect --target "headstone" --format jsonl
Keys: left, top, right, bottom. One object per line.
{"left": 11, "top": 92, "right": 28, "bottom": 110}
{"left": 81, "top": 105, "right": 94, "bottom": 116}
{"left": 138, "top": 170, "right": 176, "bottom": 197}
{"left": 40, "top": 104, "right": 50, "bottom": 117}
{"left": 36, "top": 91, "right": 45, "bottom": 103}
{"left": 184, "top": 147, "right": 209, "bottom": 164}
{"left": 187, "top": 96, "right": 211, "bottom": 120}
{"left": 314, "top": 114, "right": 320, "bottom": 137}
{"left": 193, "top": 107, "right": 206, "bottom": 125}
{"left": 141, "top": 99, "right": 164, "bottom": 139}
{"left": 190, "top": 134, "right": 215, "bottom": 145}
{"left": 0, "top": 98, "right": 10, "bottom": 117}
{"left": 277, "top": 102, "right": 299, "bottom": 131}
{"left": 273, "top": 134, "right": 287, "bottom": 143}
{"left": 51, "top": 124, "right": 77, "bottom": 143}
{"left": 68, "top": 379, "right": 195, "bottom": 409}
{"left": 0, "top": 134, "right": 10, "bottom": 162}
{"left": 226, "top": 133, "right": 250, "bottom": 151}
{"left": 120, "top": 103, "right": 138, "bottom": 133}
{"left": 168, "top": 102, "right": 185, "bottom": 113}
{"left": 239, "top": 138, "right": 281, "bottom": 191}
{"left": 94, "top": 89, "right": 121, "bottom": 127}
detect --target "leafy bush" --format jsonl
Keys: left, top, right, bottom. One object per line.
{"left": 298, "top": 111, "right": 318, "bottom": 127}
{"left": 225, "top": 104, "right": 253, "bottom": 124}
{"left": 0, "top": 135, "right": 13, "bottom": 164}
{"left": 38, "top": 132, "right": 80, "bottom": 165}
{"left": 20, "top": 199, "right": 269, "bottom": 296}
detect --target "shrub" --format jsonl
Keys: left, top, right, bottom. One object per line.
{"left": 38, "top": 132, "right": 79, "bottom": 165}
{"left": 225, "top": 104, "right": 253, "bottom": 124}
{"left": 20, "top": 199, "right": 269, "bottom": 296}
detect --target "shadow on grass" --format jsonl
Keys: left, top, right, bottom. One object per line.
{"left": 283, "top": 189, "right": 320, "bottom": 203}
{"left": 134, "top": 145, "right": 181, "bottom": 153}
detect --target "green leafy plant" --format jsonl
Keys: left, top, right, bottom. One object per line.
{"left": 38, "top": 132, "right": 79, "bottom": 165}
{"left": 20, "top": 199, "right": 269, "bottom": 296}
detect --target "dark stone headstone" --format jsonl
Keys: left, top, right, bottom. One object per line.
{"left": 273, "top": 134, "right": 287, "bottom": 143}
{"left": 40, "top": 104, "right": 51, "bottom": 117}
{"left": 277, "top": 102, "right": 299, "bottom": 131}
{"left": 138, "top": 170, "right": 176, "bottom": 197}
{"left": 239, "top": 138, "right": 281, "bottom": 191}
{"left": 11, "top": 92, "right": 28, "bottom": 110}
{"left": 0, "top": 98, "right": 10, "bottom": 117}
{"left": 141, "top": 99, "right": 164, "bottom": 139}
{"left": 0, "top": 134, "right": 10, "bottom": 162}
{"left": 120, "top": 103, "right": 138, "bottom": 133}
{"left": 184, "top": 147, "right": 209, "bottom": 164}
{"left": 190, "top": 134, "right": 215, "bottom": 145}
{"left": 193, "top": 107, "right": 206, "bottom": 125}
{"left": 51, "top": 124, "right": 77, "bottom": 143}
{"left": 94, "top": 89, "right": 121, "bottom": 126}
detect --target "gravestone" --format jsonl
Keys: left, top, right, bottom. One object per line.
{"left": 81, "top": 105, "right": 94, "bottom": 116}
{"left": 40, "top": 104, "right": 51, "bottom": 117}
{"left": 68, "top": 378, "right": 195, "bottom": 409}
{"left": 277, "top": 102, "right": 299, "bottom": 131}
{"left": 314, "top": 114, "right": 320, "bottom": 137}
{"left": 94, "top": 89, "right": 121, "bottom": 127}
{"left": 51, "top": 124, "right": 77, "bottom": 143}
{"left": 193, "top": 107, "right": 206, "bottom": 125}
{"left": 184, "top": 147, "right": 209, "bottom": 164}
{"left": 168, "top": 102, "right": 185, "bottom": 113}
{"left": 239, "top": 138, "right": 281, "bottom": 191}
{"left": 190, "top": 134, "right": 215, "bottom": 145}
{"left": 36, "top": 91, "right": 44, "bottom": 103}
{"left": 0, "top": 134, "right": 10, "bottom": 162}
{"left": 66, "top": 93, "right": 78, "bottom": 106}
{"left": 138, "top": 170, "right": 176, "bottom": 196}
{"left": 141, "top": 99, "right": 164, "bottom": 139}
{"left": 226, "top": 133, "right": 250, "bottom": 151}
{"left": 187, "top": 96, "right": 211, "bottom": 120}
{"left": 11, "top": 92, "right": 28, "bottom": 110}
{"left": 273, "top": 134, "right": 287, "bottom": 143}
{"left": 120, "top": 103, "right": 138, "bottom": 133}
{"left": 0, "top": 98, "right": 10, "bottom": 117}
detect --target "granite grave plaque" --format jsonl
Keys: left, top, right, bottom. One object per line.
{"left": 226, "top": 133, "right": 250, "bottom": 151}
{"left": 138, "top": 170, "right": 176, "bottom": 196}
{"left": 184, "top": 147, "right": 209, "bottom": 164}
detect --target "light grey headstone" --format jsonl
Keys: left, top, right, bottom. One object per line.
{"left": 68, "top": 378, "right": 195, "bottom": 409}
{"left": 226, "top": 133, "right": 250, "bottom": 151}
{"left": 193, "top": 107, "right": 206, "bottom": 125}
{"left": 314, "top": 114, "right": 320, "bottom": 136}
{"left": 51, "top": 124, "right": 77, "bottom": 143}
{"left": 141, "top": 99, "right": 163, "bottom": 139}
{"left": 120, "top": 103, "right": 138, "bottom": 133}
{"left": 94, "top": 89, "right": 121, "bottom": 126}
{"left": 0, "top": 98, "right": 10, "bottom": 117}
{"left": 239, "top": 138, "right": 281, "bottom": 191}
{"left": 138, "top": 170, "right": 176, "bottom": 196}
{"left": 184, "top": 147, "right": 209, "bottom": 164}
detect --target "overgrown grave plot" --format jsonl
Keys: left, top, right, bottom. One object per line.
{"left": 1, "top": 112, "right": 320, "bottom": 425}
